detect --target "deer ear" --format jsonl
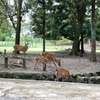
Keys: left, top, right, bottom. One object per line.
{"left": 40, "top": 52, "right": 43, "bottom": 56}
{"left": 25, "top": 42, "right": 29, "bottom": 45}
{"left": 27, "top": 43, "right": 29, "bottom": 45}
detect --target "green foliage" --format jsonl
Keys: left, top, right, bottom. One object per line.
{"left": 25, "top": 35, "right": 34, "bottom": 42}
{"left": 5, "top": 36, "right": 11, "bottom": 41}
{"left": 1, "top": 34, "right": 6, "bottom": 41}
{"left": 49, "top": 37, "right": 71, "bottom": 45}
{"left": 49, "top": 40, "right": 58, "bottom": 45}
{"left": 0, "top": 0, "right": 100, "bottom": 47}
{"left": 58, "top": 37, "right": 71, "bottom": 44}
{"left": 0, "top": 31, "right": 3, "bottom": 41}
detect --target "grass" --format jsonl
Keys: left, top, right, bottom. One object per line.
{"left": 0, "top": 41, "right": 100, "bottom": 54}
{"left": 0, "top": 44, "right": 71, "bottom": 54}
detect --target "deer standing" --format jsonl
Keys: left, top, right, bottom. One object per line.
{"left": 13, "top": 43, "right": 28, "bottom": 54}
{"left": 42, "top": 52, "right": 61, "bottom": 68}
{"left": 33, "top": 56, "right": 50, "bottom": 71}
{"left": 54, "top": 68, "right": 73, "bottom": 82}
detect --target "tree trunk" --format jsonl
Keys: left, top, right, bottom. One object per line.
{"left": 15, "top": 0, "right": 23, "bottom": 45}
{"left": 79, "top": 22, "right": 84, "bottom": 56}
{"left": 70, "top": 30, "right": 80, "bottom": 55}
{"left": 80, "top": 31, "right": 84, "bottom": 53}
{"left": 70, "top": 1, "right": 86, "bottom": 56}
{"left": 42, "top": 0, "right": 46, "bottom": 52}
{"left": 90, "top": 0, "right": 96, "bottom": 61}
{"left": 15, "top": 0, "right": 23, "bottom": 54}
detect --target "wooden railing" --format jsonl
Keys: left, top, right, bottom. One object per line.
{"left": 1, "top": 49, "right": 27, "bottom": 69}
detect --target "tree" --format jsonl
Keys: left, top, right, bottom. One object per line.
{"left": 42, "top": 0, "right": 46, "bottom": 52}
{"left": 15, "top": 0, "right": 23, "bottom": 45}
{"left": 30, "top": 0, "right": 100, "bottom": 57}
{"left": 46, "top": 0, "right": 87, "bottom": 55}
{"left": 0, "top": 0, "right": 28, "bottom": 46}
{"left": 30, "top": 0, "right": 47, "bottom": 52}
{"left": 0, "top": 6, "right": 13, "bottom": 36}
{"left": 64, "top": 0, "right": 87, "bottom": 55}
{"left": 90, "top": 0, "right": 96, "bottom": 61}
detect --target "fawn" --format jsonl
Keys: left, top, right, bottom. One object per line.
{"left": 33, "top": 56, "right": 50, "bottom": 71}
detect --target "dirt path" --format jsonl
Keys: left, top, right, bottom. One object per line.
{"left": 0, "top": 50, "right": 100, "bottom": 75}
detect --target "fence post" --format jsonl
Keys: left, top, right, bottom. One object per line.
{"left": 23, "top": 58, "right": 26, "bottom": 69}
{"left": 4, "top": 49, "right": 6, "bottom": 56}
{"left": 4, "top": 49, "right": 8, "bottom": 68}
{"left": 4, "top": 56, "right": 8, "bottom": 68}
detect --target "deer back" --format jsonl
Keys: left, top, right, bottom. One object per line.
{"left": 14, "top": 43, "right": 28, "bottom": 52}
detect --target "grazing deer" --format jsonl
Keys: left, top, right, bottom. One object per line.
{"left": 33, "top": 56, "right": 50, "bottom": 71}
{"left": 42, "top": 52, "right": 61, "bottom": 68}
{"left": 54, "top": 68, "right": 73, "bottom": 82}
{"left": 13, "top": 43, "right": 28, "bottom": 54}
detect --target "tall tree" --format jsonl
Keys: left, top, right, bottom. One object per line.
{"left": 90, "top": 0, "right": 96, "bottom": 61}
{"left": 30, "top": 0, "right": 47, "bottom": 52}
{"left": 0, "top": 12, "right": 12, "bottom": 35}
{"left": 0, "top": 0, "right": 28, "bottom": 46}
{"left": 65, "top": 0, "right": 86, "bottom": 55}
{"left": 15, "top": 0, "right": 23, "bottom": 45}
{"left": 42, "top": 0, "right": 46, "bottom": 52}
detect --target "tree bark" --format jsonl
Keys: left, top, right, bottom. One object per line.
{"left": 70, "top": 1, "right": 86, "bottom": 56}
{"left": 70, "top": 28, "right": 80, "bottom": 55}
{"left": 15, "top": 0, "right": 23, "bottom": 45}
{"left": 90, "top": 0, "right": 96, "bottom": 61}
{"left": 42, "top": 0, "right": 46, "bottom": 52}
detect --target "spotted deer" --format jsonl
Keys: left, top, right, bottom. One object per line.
{"left": 13, "top": 43, "right": 28, "bottom": 54}
{"left": 54, "top": 68, "right": 73, "bottom": 82}
{"left": 42, "top": 52, "right": 61, "bottom": 68}
{"left": 33, "top": 56, "right": 50, "bottom": 71}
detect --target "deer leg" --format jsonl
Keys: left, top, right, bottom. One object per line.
{"left": 43, "top": 64, "right": 46, "bottom": 71}
{"left": 55, "top": 72, "right": 59, "bottom": 81}
{"left": 47, "top": 59, "right": 51, "bottom": 67}
{"left": 58, "top": 60, "right": 61, "bottom": 67}
{"left": 52, "top": 61, "right": 57, "bottom": 68}
{"left": 49, "top": 59, "right": 52, "bottom": 67}
{"left": 34, "top": 62, "right": 37, "bottom": 70}
{"left": 34, "top": 61, "right": 39, "bottom": 70}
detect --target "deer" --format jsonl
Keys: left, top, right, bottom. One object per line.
{"left": 41, "top": 52, "right": 61, "bottom": 68}
{"left": 13, "top": 43, "right": 29, "bottom": 54}
{"left": 33, "top": 56, "right": 50, "bottom": 71}
{"left": 53, "top": 68, "right": 73, "bottom": 82}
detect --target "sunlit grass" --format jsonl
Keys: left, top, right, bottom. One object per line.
{"left": 0, "top": 41, "right": 100, "bottom": 54}
{"left": 0, "top": 45, "right": 71, "bottom": 53}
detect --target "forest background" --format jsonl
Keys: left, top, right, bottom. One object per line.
{"left": 0, "top": 0, "right": 100, "bottom": 61}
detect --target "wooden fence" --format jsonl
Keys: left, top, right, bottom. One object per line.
{"left": 1, "top": 49, "right": 27, "bottom": 69}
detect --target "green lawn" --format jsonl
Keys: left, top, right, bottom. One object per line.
{"left": 0, "top": 44, "right": 71, "bottom": 54}
{"left": 0, "top": 42, "right": 100, "bottom": 54}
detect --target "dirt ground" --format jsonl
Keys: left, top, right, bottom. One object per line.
{"left": 0, "top": 48, "right": 100, "bottom": 75}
